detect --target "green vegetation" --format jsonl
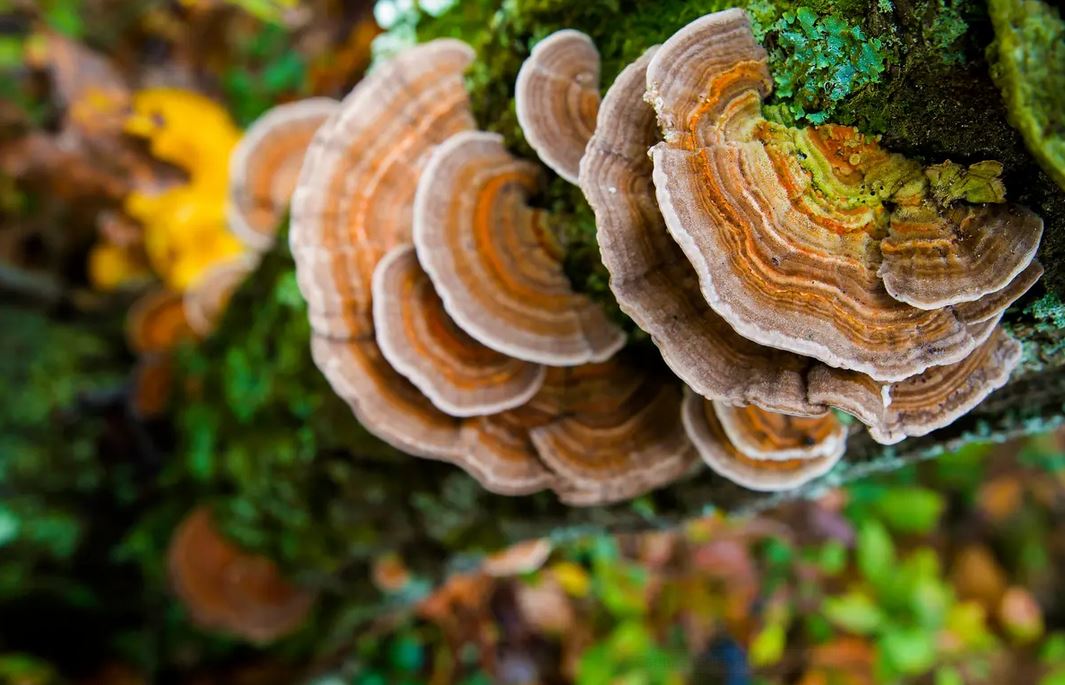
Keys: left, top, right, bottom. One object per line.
{"left": 988, "top": 0, "right": 1065, "bottom": 192}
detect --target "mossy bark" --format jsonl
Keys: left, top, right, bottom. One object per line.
{"left": 11, "top": 0, "right": 1064, "bottom": 623}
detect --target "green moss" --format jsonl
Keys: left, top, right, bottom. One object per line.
{"left": 987, "top": 0, "right": 1065, "bottom": 192}
{"left": 760, "top": 8, "right": 886, "bottom": 125}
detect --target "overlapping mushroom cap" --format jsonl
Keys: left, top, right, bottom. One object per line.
{"left": 291, "top": 39, "right": 477, "bottom": 339}
{"left": 515, "top": 29, "right": 601, "bottom": 184}
{"left": 228, "top": 98, "right": 339, "bottom": 251}
{"left": 291, "top": 40, "right": 689, "bottom": 504}
{"left": 167, "top": 506, "right": 314, "bottom": 643}
{"left": 645, "top": 8, "right": 1042, "bottom": 382}
{"left": 372, "top": 245, "right": 546, "bottom": 416}
{"left": 580, "top": 41, "right": 1029, "bottom": 444}
{"left": 414, "top": 130, "right": 625, "bottom": 365}
{"left": 682, "top": 391, "right": 845, "bottom": 492}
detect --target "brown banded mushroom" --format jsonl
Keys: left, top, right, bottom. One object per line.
{"left": 808, "top": 328, "right": 1022, "bottom": 444}
{"left": 712, "top": 402, "right": 847, "bottom": 462}
{"left": 183, "top": 255, "right": 256, "bottom": 336}
{"left": 953, "top": 261, "right": 1044, "bottom": 325}
{"left": 581, "top": 46, "right": 825, "bottom": 417}
{"left": 681, "top": 389, "right": 844, "bottom": 492}
{"left": 372, "top": 245, "right": 546, "bottom": 416}
{"left": 646, "top": 8, "right": 1043, "bottom": 381}
{"left": 515, "top": 29, "right": 600, "bottom": 184}
{"left": 414, "top": 130, "right": 625, "bottom": 366}
{"left": 167, "top": 506, "right": 314, "bottom": 643}
{"left": 879, "top": 203, "right": 1043, "bottom": 310}
{"left": 528, "top": 362, "right": 698, "bottom": 506}
{"left": 228, "top": 98, "right": 339, "bottom": 251}
{"left": 290, "top": 39, "right": 477, "bottom": 339}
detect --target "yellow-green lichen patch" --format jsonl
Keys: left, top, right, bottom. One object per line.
{"left": 988, "top": 0, "right": 1065, "bottom": 192}
{"left": 925, "top": 160, "right": 1007, "bottom": 206}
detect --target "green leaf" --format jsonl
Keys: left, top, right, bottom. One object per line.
{"left": 823, "top": 591, "right": 884, "bottom": 635}
{"left": 880, "top": 624, "right": 938, "bottom": 676}
{"left": 857, "top": 519, "right": 895, "bottom": 587}
{"left": 874, "top": 487, "right": 946, "bottom": 534}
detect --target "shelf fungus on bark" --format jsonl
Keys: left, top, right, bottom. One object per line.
{"left": 515, "top": 29, "right": 601, "bottom": 184}
{"left": 228, "top": 98, "right": 339, "bottom": 251}
{"left": 167, "top": 506, "right": 314, "bottom": 643}
{"left": 528, "top": 362, "right": 698, "bottom": 506}
{"left": 183, "top": 256, "right": 256, "bottom": 336}
{"left": 681, "top": 390, "right": 844, "bottom": 492}
{"left": 372, "top": 245, "right": 546, "bottom": 417}
{"left": 290, "top": 39, "right": 476, "bottom": 339}
{"left": 712, "top": 402, "right": 847, "bottom": 462}
{"left": 646, "top": 8, "right": 1043, "bottom": 382}
{"left": 413, "top": 130, "right": 625, "bottom": 366}
{"left": 808, "top": 328, "right": 1023, "bottom": 445}
{"left": 582, "top": 46, "right": 825, "bottom": 417}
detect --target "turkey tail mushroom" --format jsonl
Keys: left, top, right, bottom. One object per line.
{"left": 515, "top": 29, "right": 601, "bottom": 184}
{"left": 228, "top": 98, "right": 339, "bottom": 251}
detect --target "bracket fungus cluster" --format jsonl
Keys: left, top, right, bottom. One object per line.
{"left": 167, "top": 507, "right": 315, "bottom": 643}
{"left": 291, "top": 40, "right": 672, "bottom": 505}
{"left": 294, "top": 10, "right": 1044, "bottom": 500}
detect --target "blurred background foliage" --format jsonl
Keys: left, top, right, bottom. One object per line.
{"left": 2, "top": 0, "right": 1065, "bottom": 683}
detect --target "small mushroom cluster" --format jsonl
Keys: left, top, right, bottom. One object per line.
{"left": 292, "top": 9, "right": 1043, "bottom": 499}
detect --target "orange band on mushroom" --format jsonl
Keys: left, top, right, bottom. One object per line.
{"left": 291, "top": 39, "right": 476, "bottom": 339}
{"left": 515, "top": 29, "right": 601, "bottom": 184}
{"left": 646, "top": 9, "right": 1043, "bottom": 382}
{"left": 372, "top": 245, "right": 546, "bottom": 417}
{"left": 681, "top": 389, "right": 844, "bottom": 492}
{"left": 529, "top": 363, "right": 697, "bottom": 505}
{"left": 228, "top": 98, "right": 339, "bottom": 251}
{"left": 712, "top": 402, "right": 847, "bottom": 462}
{"left": 414, "top": 130, "right": 625, "bottom": 365}
{"left": 582, "top": 46, "right": 826, "bottom": 416}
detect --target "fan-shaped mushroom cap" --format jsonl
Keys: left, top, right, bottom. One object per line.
{"left": 290, "top": 39, "right": 476, "bottom": 339}
{"left": 228, "top": 98, "right": 339, "bottom": 251}
{"left": 953, "top": 261, "right": 1044, "bottom": 325}
{"left": 646, "top": 9, "right": 1043, "bottom": 382}
{"left": 712, "top": 402, "right": 847, "bottom": 462}
{"left": 482, "top": 538, "right": 553, "bottom": 577}
{"left": 529, "top": 364, "right": 697, "bottom": 505}
{"left": 681, "top": 389, "right": 843, "bottom": 492}
{"left": 879, "top": 203, "right": 1042, "bottom": 310}
{"left": 582, "top": 46, "right": 825, "bottom": 416}
{"left": 183, "top": 256, "right": 256, "bottom": 336}
{"left": 515, "top": 29, "right": 601, "bottom": 184}
{"left": 289, "top": 40, "right": 562, "bottom": 496}
{"left": 167, "top": 506, "right": 314, "bottom": 643}
{"left": 414, "top": 130, "right": 625, "bottom": 366}
{"left": 808, "top": 328, "right": 1022, "bottom": 444}
{"left": 125, "top": 288, "right": 196, "bottom": 354}
{"left": 312, "top": 335, "right": 556, "bottom": 496}
{"left": 372, "top": 245, "right": 546, "bottom": 417}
